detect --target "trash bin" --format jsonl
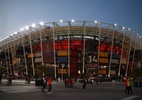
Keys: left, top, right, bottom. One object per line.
{"left": 35, "top": 79, "right": 41, "bottom": 86}
{"left": 134, "top": 82, "right": 137, "bottom": 87}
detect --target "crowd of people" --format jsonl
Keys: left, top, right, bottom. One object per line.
{"left": 1, "top": 73, "right": 142, "bottom": 96}
{"left": 40, "top": 76, "right": 53, "bottom": 94}
{"left": 63, "top": 77, "right": 75, "bottom": 88}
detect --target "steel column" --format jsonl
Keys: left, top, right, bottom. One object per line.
{"left": 82, "top": 21, "right": 86, "bottom": 73}
{"left": 29, "top": 33, "right": 35, "bottom": 76}
{"left": 53, "top": 22, "right": 57, "bottom": 78}
{"left": 108, "top": 25, "right": 115, "bottom": 77}
{"left": 125, "top": 31, "right": 133, "bottom": 76}
{"left": 118, "top": 29, "right": 126, "bottom": 77}
{"left": 22, "top": 37, "right": 28, "bottom": 75}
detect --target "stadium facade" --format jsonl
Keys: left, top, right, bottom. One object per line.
{"left": 0, "top": 20, "right": 142, "bottom": 79}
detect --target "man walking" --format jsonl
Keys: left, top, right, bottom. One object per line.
{"left": 125, "top": 77, "right": 129, "bottom": 94}
{"left": 41, "top": 76, "right": 47, "bottom": 92}
{"left": 82, "top": 78, "right": 86, "bottom": 89}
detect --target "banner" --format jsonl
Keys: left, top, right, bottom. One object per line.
{"left": 42, "top": 40, "right": 53, "bottom": 52}
{"left": 43, "top": 52, "right": 54, "bottom": 63}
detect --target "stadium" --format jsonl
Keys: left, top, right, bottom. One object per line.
{"left": 0, "top": 20, "right": 142, "bottom": 80}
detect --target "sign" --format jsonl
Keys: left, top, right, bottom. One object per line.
{"left": 35, "top": 58, "right": 42, "bottom": 62}
{"left": 58, "top": 69, "right": 68, "bottom": 74}
{"left": 86, "top": 52, "right": 98, "bottom": 63}
{"left": 57, "top": 51, "right": 68, "bottom": 56}
{"left": 28, "top": 53, "right": 35, "bottom": 58}
{"left": 35, "top": 53, "right": 41, "bottom": 57}
{"left": 87, "top": 55, "right": 97, "bottom": 63}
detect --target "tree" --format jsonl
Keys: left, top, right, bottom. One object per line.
{"left": 132, "top": 67, "right": 142, "bottom": 80}
{"left": 79, "top": 73, "right": 89, "bottom": 79}
{"left": 35, "top": 65, "right": 48, "bottom": 77}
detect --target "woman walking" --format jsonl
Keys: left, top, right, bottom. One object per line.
{"left": 47, "top": 77, "right": 52, "bottom": 94}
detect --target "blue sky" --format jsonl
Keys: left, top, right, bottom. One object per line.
{"left": 0, "top": 0, "right": 142, "bottom": 40}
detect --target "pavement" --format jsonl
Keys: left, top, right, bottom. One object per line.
{"left": 0, "top": 79, "right": 142, "bottom": 100}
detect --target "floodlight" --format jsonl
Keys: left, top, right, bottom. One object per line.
{"left": 14, "top": 32, "right": 17, "bottom": 34}
{"left": 71, "top": 19, "right": 75, "bottom": 22}
{"left": 25, "top": 26, "right": 29, "bottom": 30}
{"left": 40, "top": 22, "right": 44, "bottom": 25}
{"left": 20, "top": 28, "right": 24, "bottom": 31}
{"left": 60, "top": 20, "right": 63, "bottom": 22}
{"left": 114, "top": 24, "right": 117, "bottom": 26}
{"left": 94, "top": 20, "right": 98, "bottom": 23}
{"left": 32, "top": 23, "right": 36, "bottom": 28}
{"left": 122, "top": 26, "right": 125, "bottom": 30}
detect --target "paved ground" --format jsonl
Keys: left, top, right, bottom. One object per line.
{"left": 0, "top": 79, "right": 142, "bottom": 100}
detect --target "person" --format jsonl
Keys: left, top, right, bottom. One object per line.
{"left": 64, "top": 78, "right": 67, "bottom": 87}
{"left": 82, "top": 78, "right": 86, "bottom": 89}
{"left": 25, "top": 75, "right": 30, "bottom": 84}
{"left": 25, "top": 75, "right": 28, "bottom": 83}
{"left": 69, "top": 78, "right": 74, "bottom": 88}
{"left": 112, "top": 79, "right": 116, "bottom": 87}
{"left": 41, "top": 76, "right": 47, "bottom": 92}
{"left": 125, "top": 77, "right": 129, "bottom": 94}
{"left": 95, "top": 77, "right": 99, "bottom": 85}
{"left": 136, "top": 77, "right": 140, "bottom": 87}
{"left": 128, "top": 77, "right": 133, "bottom": 95}
{"left": 7, "top": 75, "right": 13, "bottom": 85}
{"left": 47, "top": 77, "right": 52, "bottom": 94}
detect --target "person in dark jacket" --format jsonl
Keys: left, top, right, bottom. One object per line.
{"left": 7, "top": 75, "right": 13, "bottom": 85}
{"left": 41, "top": 76, "right": 47, "bottom": 92}
{"left": 82, "top": 78, "right": 86, "bottom": 89}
